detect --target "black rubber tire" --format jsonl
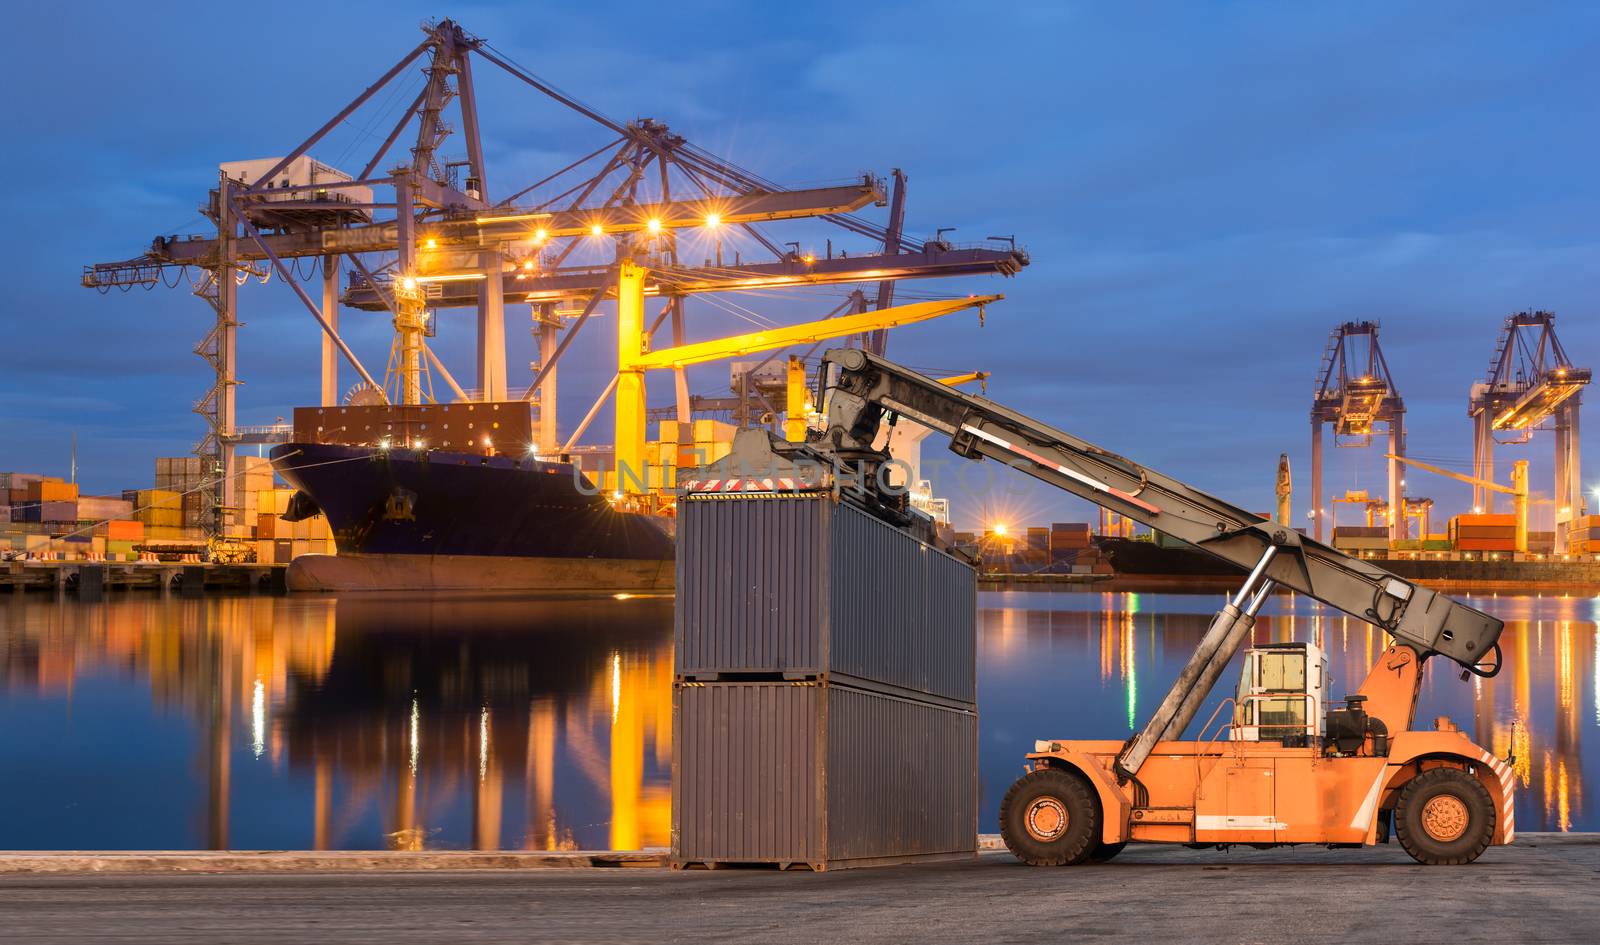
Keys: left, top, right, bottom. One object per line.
{"left": 999, "top": 768, "right": 1100, "bottom": 866}
{"left": 1393, "top": 767, "right": 1496, "bottom": 865}
{"left": 1088, "top": 841, "right": 1126, "bottom": 863}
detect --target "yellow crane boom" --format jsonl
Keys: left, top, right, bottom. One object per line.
{"left": 1389, "top": 454, "right": 1528, "bottom": 553}
{"left": 624, "top": 295, "right": 999, "bottom": 371}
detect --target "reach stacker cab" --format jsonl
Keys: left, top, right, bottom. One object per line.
{"left": 774, "top": 347, "right": 1513, "bottom": 866}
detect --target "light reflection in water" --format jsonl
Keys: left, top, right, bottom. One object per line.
{"left": 251, "top": 678, "right": 266, "bottom": 759}
{"left": 0, "top": 589, "right": 1593, "bottom": 848}
{"left": 0, "top": 593, "right": 674, "bottom": 851}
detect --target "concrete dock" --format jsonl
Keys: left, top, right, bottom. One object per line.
{"left": 1, "top": 835, "right": 1594, "bottom": 944}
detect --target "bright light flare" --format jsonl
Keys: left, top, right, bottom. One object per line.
{"left": 704, "top": 213, "right": 721, "bottom": 228}
{"left": 533, "top": 227, "right": 548, "bottom": 243}
{"left": 646, "top": 218, "right": 662, "bottom": 234}
{"left": 992, "top": 523, "right": 1008, "bottom": 537}
{"left": 590, "top": 223, "right": 604, "bottom": 237}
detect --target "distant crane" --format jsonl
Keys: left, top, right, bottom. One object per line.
{"left": 1393, "top": 454, "right": 1530, "bottom": 554}
{"left": 1468, "top": 312, "right": 1589, "bottom": 552}
{"left": 1310, "top": 322, "right": 1406, "bottom": 543}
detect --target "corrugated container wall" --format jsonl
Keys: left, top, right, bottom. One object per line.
{"left": 672, "top": 680, "right": 977, "bottom": 870}
{"left": 676, "top": 494, "right": 976, "bottom": 702}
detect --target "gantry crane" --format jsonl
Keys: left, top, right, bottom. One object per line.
{"left": 81, "top": 19, "right": 1028, "bottom": 533}
{"left": 1310, "top": 322, "right": 1406, "bottom": 544}
{"left": 687, "top": 348, "right": 1510, "bottom": 865}
{"left": 1468, "top": 312, "right": 1589, "bottom": 552}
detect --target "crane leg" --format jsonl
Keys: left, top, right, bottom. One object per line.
{"left": 1114, "top": 546, "right": 1279, "bottom": 781}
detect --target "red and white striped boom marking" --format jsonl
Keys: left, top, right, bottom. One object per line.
{"left": 958, "top": 423, "right": 1161, "bottom": 516}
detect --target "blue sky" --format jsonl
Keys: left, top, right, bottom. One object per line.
{"left": 4, "top": 1, "right": 1597, "bottom": 530}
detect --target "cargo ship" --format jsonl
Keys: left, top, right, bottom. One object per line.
{"left": 269, "top": 404, "right": 675, "bottom": 593}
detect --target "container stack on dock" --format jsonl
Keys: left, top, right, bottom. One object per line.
{"left": 253, "top": 486, "right": 335, "bottom": 564}
{"left": 1448, "top": 513, "right": 1517, "bottom": 554}
{"left": 2, "top": 456, "right": 335, "bottom": 563}
{"left": 672, "top": 492, "right": 978, "bottom": 870}
{"left": 1047, "top": 521, "right": 1110, "bottom": 574}
{"left": 1567, "top": 515, "right": 1599, "bottom": 554}
{"left": 1331, "top": 525, "right": 1389, "bottom": 554}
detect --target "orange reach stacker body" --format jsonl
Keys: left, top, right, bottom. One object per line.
{"left": 1015, "top": 643, "right": 1515, "bottom": 864}
{"left": 781, "top": 348, "right": 1515, "bottom": 865}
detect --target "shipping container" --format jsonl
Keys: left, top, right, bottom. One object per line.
{"left": 676, "top": 494, "right": 977, "bottom": 702}
{"left": 19, "top": 500, "right": 77, "bottom": 524}
{"left": 1449, "top": 514, "right": 1517, "bottom": 544}
{"left": 1451, "top": 527, "right": 1516, "bottom": 541}
{"left": 76, "top": 496, "right": 134, "bottom": 521}
{"left": 27, "top": 479, "right": 77, "bottom": 503}
{"left": 672, "top": 679, "right": 977, "bottom": 870}
{"left": 103, "top": 520, "right": 144, "bottom": 541}
{"left": 1331, "top": 526, "right": 1388, "bottom": 539}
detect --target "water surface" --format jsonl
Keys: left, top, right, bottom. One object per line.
{"left": 0, "top": 588, "right": 1592, "bottom": 849}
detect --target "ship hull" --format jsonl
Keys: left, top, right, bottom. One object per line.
{"left": 270, "top": 443, "right": 674, "bottom": 593}
{"left": 286, "top": 552, "right": 673, "bottom": 593}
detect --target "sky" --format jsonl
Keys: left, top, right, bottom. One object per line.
{"left": 3, "top": 0, "right": 1598, "bottom": 532}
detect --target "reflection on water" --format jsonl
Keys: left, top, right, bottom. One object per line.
{"left": 0, "top": 589, "right": 1594, "bottom": 849}
{"left": 979, "top": 590, "right": 1597, "bottom": 834}
{"left": 0, "top": 594, "right": 672, "bottom": 851}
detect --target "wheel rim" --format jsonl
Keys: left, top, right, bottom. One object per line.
{"left": 1421, "top": 794, "right": 1470, "bottom": 843}
{"left": 1025, "top": 797, "right": 1069, "bottom": 842}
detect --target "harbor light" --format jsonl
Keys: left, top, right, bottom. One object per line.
{"left": 704, "top": 212, "right": 720, "bottom": 228}
{"left": 522, "top": 259, "right": 534, "bottom": 271}
{"left": 378, "top": 437, "right": 391, "bottom": 451}
{"left": 533, "top": 227, "right": 547, "bottom": 243}
{"left": 590, "top": 223, "right": 604, "bottom": 237}
{"left": 424, "top": 238, "right": 437, "bottom": 249}
{"left": 647, "top": 218, "right": 662, "bottom": 234}
{"left": 401, "top": 276, "right": 417, "bottom": 291}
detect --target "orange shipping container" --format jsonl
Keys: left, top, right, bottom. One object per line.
{"left": 1455, "top": 539, "right": 1516, "bottom": 552}
{"left": 104, "top": 520, "right": 144, "bottom": 541}
{"left": 27, "top": 479, "right": 77, "bottom": 503}
{"left": 257, "top": 513, "right": 280, "bottom": 540}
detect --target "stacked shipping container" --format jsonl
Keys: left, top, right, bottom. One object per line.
{"left": 1448, "top": 513, "right": 1517, "bottom": 553}
{"left": 1, "top": 456, "right": 335, "bottom": 562}
{"left": 1568, "top": 515, "right": 1600, "bottom": 554}
{"left": 673, "top": 493, "right": 978, "bottom": 870}
{"left": 1331, "top": 525, "right": 1389, "bottom": 553}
